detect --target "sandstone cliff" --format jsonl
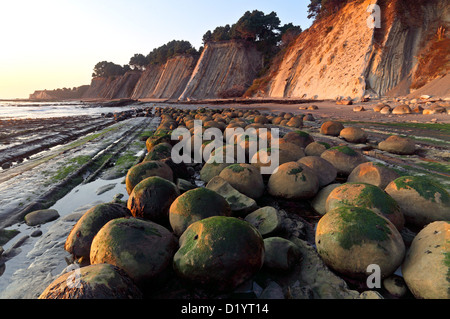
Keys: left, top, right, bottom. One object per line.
{"left": 131, "top": 55, "right": 197, "bottom": 100}
{"left": 257, "top": 0, "right": 449, "bottom": 100}
{"left": 82, "top": 71, "right": 142, "bottom": 100}
{"left": 179, "top": 40, "right": 263, "bottom": 100}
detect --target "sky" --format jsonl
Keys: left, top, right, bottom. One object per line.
{"left": 0, "top": 0, "right": 311, "bottom": 99}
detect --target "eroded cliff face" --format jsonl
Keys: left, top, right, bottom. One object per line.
{"left": 179, "top": 40, "right": 263, "bottom": 100}
{"left": 131, "top": 55, "right": 197, "bottom": 100}
{"left": 261, "top": 0, "right": 449, "bottom": 100}
{"left": 82, "top": 71, "right": 142, "bottom": 100}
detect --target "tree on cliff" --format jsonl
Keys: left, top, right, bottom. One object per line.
{"left": 307, "top": 0, "right": 349, "bottom": 20}
{"left": 129, "top": 54, "right": 148, "bottom": 70}
{"left": 92, "top": 61, "right": 129, "bottom": 78}
{"left": 146, "top": 40, "right": 198, "bottom": 65}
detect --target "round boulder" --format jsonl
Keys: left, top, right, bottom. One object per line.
{"left": 244, "top": 206, "right": 283, "bottom": 237}
{"left": 339, "top": 127, "right": 368, "bottom": 144}
{"left": 347, "top": 162, "right": 400, "bottom": 189}
{"left": 263, "top": 237, "right": 301, "bottom": 271}
{"left": 402, "top": 221, "right": 449, "bottom": 299}
{"left": 24, "top": 209, "right": 59, "bottom": 226}
{"left": 298, "top": 156, "right": 337, "bottom": 187}
{"left": 326, "top": 183, "right": 404, "bottom": 231}
{"left": 39, "top": 264, "right": 142, "bottom": 299}
{"left": 320, "top": 146, "right": 368, "bottom": 176}
{"left": 125, "top": 161, "right": 173, "bottom": 195}
{"left": 320, "top": 121, "right": 344, "bottom": 136}
{"left": 378, "top": 135, "right": 416, "bottom": 155}
{"left": 385, "top": 176, "right": 450, "bottom": 228}
{"left": 304, "top": 141, "right": 330, "bottom": 156}
{"left": 267, "top": 162, "right": 319, "bottom": 200}
{"left": 282, "top": 131, "right": 314, "bottom": 149}
{"left": 219, "top": 163, "right": 265, "bottom": 199}
{"left": 127, "top": 176, "right": 180, "bottom": 226}
{"left": 315, "top": 206, "right": 405, "bottom": 279}
{"left": 169, "top": 187, "right": 232, "bottom": 236}
{"left": 392, "top": 104, "right": 412, "bottom": 115}
{"left": 65, "top": 203, "right": 131, "bottom": 259}
{"left": 90, "top": 218, "right": 178, "bottom": 288}
{"left": 173, "top": 216, "right": 264, "bottom": 292}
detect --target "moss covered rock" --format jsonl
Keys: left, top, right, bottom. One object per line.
{"left": 65, "top": 203, "right": 131, "bottom": 259}
{"left": 199, "top": 154, "right": 234, "bottom": 183}
{"left": 283, "top": 131, "right": 314, "bottom": 149}
{"left": 402, "top": 221, "right": 449, "bottom": 299}
{"left": 219, "top": 163, "right": 265, "bottom": 199}
{"left": 146, "top": 132, "right": 172, "bottom": 152}
{"left": 144, "top": 142, "right": 173, "bottom": 161}
{"left": 320, "top": 146, "right": 368, "bottom": 176}
{"left": 127, "top": 176, "right": 180, "bottom": 226}
{"left": 90, "top": 218, "right": 178, "bottom": 288}
{"left": 385, "top": 176, "right": 450, "bottom": 228}
{"left": 326, "top": 183, "right": 404, "bottom": 231}
{"left": 315, "top": 206, "right": 405, "bottom": 279}
{"left": 304, "top": 141, "right": 330, "bottom": 156}
{"left": 347, "top": 162, "right": 400, "bottom": 189}
{"left": 125, "top": 161, "right": 173, "bottom": 195}
{"left": 39, "top": 263, "right": 142, "bottom": 299}
{"left": 298, "top": 156, "right": 337, "bottom": 187}
{"left": 169, "top": 187, "right": 231, "bottom": 236}
{"left": 267, "top": 162, "right": 319, "bottom": 200}
{"left": 173, "top": 216, "right": 264, "bottom": 292}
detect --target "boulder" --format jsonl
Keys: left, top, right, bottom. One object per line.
{"left": 383, "top": 275, "right": 408, "bottom": 298}
{"left": 304, "top": 141, "right": 330, "bottom": 157}
{"left": 90, "top": 218, "right": 178, "bottom": 288}
{"left": 298, "top": 156, "right": 337, "bottom": 187}
{"left": 320, "top": 146, "right": 368, "bottom": 176}
{"left": 315, "top": 206, "right": 405, "bottom": 279}
{"left": 286, "top": 117, "right": 303, "bottom": 128}
{"left": 206, "top": 176, "right": 258, "bottom": 216}
{"left": 378, "top": 135, "right": 416, "bottom": 155}
{"left": 278, "top": 141, "right": 306, "bottom": 161}
{"left": 347, "top": 162, "right": 400, "bottom": 189}
{"left": 267, "top": 162, "right": 319, "bottom": 200}
{"left": 339, "top": 127, "right": 368, "bottom": 144}
{"left": 282, "top": 131, "right": 314, "bottom": 149}
{"left": 380, "top": 106, "right": 391, "bottom": 114}
{"left": 146, "top": 133, "right": 172, "bottom": 152}
{"left": 39, "top": 264, "right": 142, "bottom": 299}
{"left": 65, "top": 203, "right": 131, "bottom": 259}
{"left": 320, "top": 121, "right": 344, "bottom": 136}
{"left": 219, "top": 163, "right": 265, "bottom": 199}
{"left": 326, "top": 182, "right": 404, "bottom": 231}
{"left": 311, "top": 183, "right": 341, "bottom": 216}
{"left": 24, "top": 209, "right": 60, "bottom": 226}
{"left": 263, "top": 237, "right": 302, "bottom": 271}
{"left": 169, "top": 187, "right": 231, "bottom": 236}
{"left": 125, "top": 161, "right": 173, "bottom": 195}
{"left": 402, "top": 221, "right": 449, "bottom": 299}
{"left": 144, "top": 142, "right": 173, "bottom": 161}
{"left": 244, "top": 206, "right": 283, "bottom": 237}
{"left": 127, "top": 176, "right": 180, "bottom": 226}
{"left": 199, "top": 155, "right": 234, "bottom": 183}
{"left": 385, "top": 176, "right": 450, "bottom": 228}
{"left": 173, "top": 216, "right": 264, "bottom": 292}
{"left": 392, "top": 104, "right": 412, "bottom": 115}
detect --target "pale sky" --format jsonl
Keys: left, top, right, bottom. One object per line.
{"left": 0, "top": 0, "right": 311, "bottom": 99}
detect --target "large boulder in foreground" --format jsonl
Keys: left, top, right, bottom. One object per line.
{"left": 173, "top": 216, "right": 264, "bottom": 293}
{"left": 320, "top": 146, "right": 368, "bottom": 176}
{"left": 402, "top": 221, "right": 450, "bottom": 299}
{"left": 169, "top": 187, "right": 231, "bottom": 236}
{"left": 267, "top": 161, "right": 319, "bottom": 200}
{"left": 385, "top": 176, "right": 450, "bottom": 228}
{"left": 326, "top": 183, "right": 404, "bottom": 231}
{"left": 65, "top": 203, "right": 131, "bottom": 259}
{"left": 125, "top": 161, "right": 173, "bottom": 195}
{"left": 219, "top": 163, "right": 265, "bottom": 199}
{"left": 90, "top": 218, "right": 178, "bottom": 288}
{"left": 315, "top": 206, "right": 405, "bottom": 279}
{"left": 127, "top": 176, "right": 180, "bottom": 226}
{"left": 39, "top": 264, "right": 142, "bottom": 299}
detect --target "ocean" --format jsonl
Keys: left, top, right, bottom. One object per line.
{"left": 0, "top": 100, "right": 150, "bottom": 120}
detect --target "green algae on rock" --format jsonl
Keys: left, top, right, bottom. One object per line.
{"left": 315, "top": 206, "right": 405, "bottom": 279}
{"left": 125, "top": 160, "right": 173, "bottom": 195}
